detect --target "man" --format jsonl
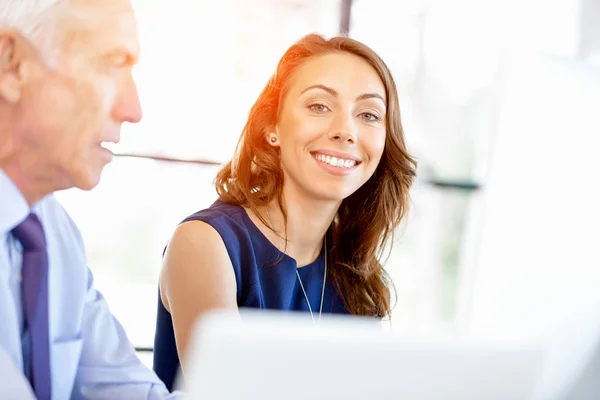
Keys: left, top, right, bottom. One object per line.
{"left": 0, "top": 0, "right": 181, "bottom": 398}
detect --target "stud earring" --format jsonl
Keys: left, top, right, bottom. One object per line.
{"left": 270, "top": 136, "right": 277, "bottom": 143}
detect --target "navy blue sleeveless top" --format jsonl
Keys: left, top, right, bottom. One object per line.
{"left": 153, "top": 200, "right": 349, "bottom": 390}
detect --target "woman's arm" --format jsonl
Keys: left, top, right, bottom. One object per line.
{"left": 159, "top": 220, "right": 238, "bottom": 374}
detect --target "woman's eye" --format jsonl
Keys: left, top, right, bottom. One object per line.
{"left": 360, "top": 112, "right": 381, "bottom": 122}
{"left": 308, "top": 103, "right": 330, "bottom": 113}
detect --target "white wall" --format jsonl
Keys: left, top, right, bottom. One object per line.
{"left": 459, "top": 51, "right": 600, "bottom": 398}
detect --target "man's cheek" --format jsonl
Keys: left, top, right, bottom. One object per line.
{"left": 93, "top": 75, "right": 118, "bottom": 115}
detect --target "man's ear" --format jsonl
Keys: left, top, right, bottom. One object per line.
{"left": 0, "top": 29, "right": 40, "bottom": 104}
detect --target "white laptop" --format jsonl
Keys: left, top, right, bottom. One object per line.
{"left": 182, "top": 309, "right": 542, "bottom": 400}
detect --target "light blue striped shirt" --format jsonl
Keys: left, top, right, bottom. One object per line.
{"left": 0, "top": 169, "right": 182, "bottom": 399}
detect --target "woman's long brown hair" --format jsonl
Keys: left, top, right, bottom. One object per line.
{"left": 215, "top": 33, "right": 416, "bottom": 318}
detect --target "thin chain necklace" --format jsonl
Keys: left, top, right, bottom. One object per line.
{"left": 265, "top": 207, "right": 327, "bottom": 325}
{"left": 296, "top": 237, "right": 327, "bottom": 325}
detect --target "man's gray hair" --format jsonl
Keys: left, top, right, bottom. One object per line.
{"left": 0, "top": 0, "right": 62, "bottom": 63}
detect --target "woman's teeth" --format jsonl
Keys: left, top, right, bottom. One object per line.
{"left": 314, "top": 153, "right": 357, "bottom": 168}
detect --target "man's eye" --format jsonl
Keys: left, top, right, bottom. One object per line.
{"left": 110, "top": 55, "right": 129, "bottom": 67}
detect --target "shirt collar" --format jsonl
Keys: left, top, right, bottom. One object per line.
{"left": 0, "top": 168, "right": 31, "bottom": 237}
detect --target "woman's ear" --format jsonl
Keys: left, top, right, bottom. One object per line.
{"left": 267, "top": 133, "right": 279, "bottom": 146}
{"left": 266, "top": 126, "right": 280, "bottom": 147}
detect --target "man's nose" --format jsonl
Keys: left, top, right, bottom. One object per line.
{"left": 113, "top": 73, "right": 142, "bottom": 124}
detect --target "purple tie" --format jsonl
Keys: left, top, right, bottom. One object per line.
{"left": 12, "top": 213, "right": 52, "bottom": 400}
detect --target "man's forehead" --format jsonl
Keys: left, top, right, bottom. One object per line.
{"left": 66, "top": 0, "right": 133, "bottom": 13}
{"left": 57, "top": 0, "right": 139, "bottom": 56}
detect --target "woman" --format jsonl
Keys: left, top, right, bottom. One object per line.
{"left": 153, "top": 33, "right": 416, "bottom": 390}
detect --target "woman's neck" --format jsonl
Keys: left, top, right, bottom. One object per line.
{"left": 255, "top": 189, "right": 340, "bottom": 268}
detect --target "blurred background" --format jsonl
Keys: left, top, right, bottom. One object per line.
{"left": 54, "top": 0, "right": 599, "bottom": 396}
